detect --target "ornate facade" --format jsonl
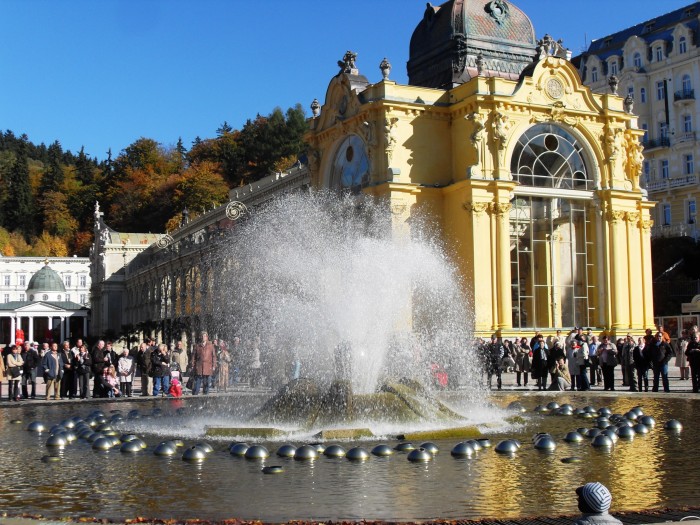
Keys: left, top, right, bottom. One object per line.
{"left": 305, "top": 0, "right": 655, "bottom": 338}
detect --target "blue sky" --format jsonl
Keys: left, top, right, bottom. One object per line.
{"left": 0, "top": 0, "right": 693, "bottom": 160}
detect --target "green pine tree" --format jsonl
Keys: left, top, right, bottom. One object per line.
{"left": 4, "top": 138, "right": 35, "bottom": 239}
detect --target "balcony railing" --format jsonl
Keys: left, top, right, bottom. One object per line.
{"left": 643, "top": 137, "right": 671, "bottom": 150}
{"left": 645, "top": 174, "right": 699, "bottom": 193}
{"left": 674, "top": 89, "right": 695, "bottom": 102}
{"left": 674, "top": 131, "right": 696, "bottom": 145}
{"left": 651, "top": 223, "right": 700, "bottom": 241}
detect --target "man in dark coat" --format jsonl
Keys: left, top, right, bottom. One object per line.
{"left": 685, "top": 332, "right": 700, "bottom": 393}
{"left": 649, "top": 332, "right": 673, "bottom": 392}
{"left": 485, "top": 335, "right": 504, "bottom": 390}
{"left": 192, "top": 331, "right": 216, "bottom": 395}
{"left": 21, "top": 341, "right": 40, "bottom": 399}
{"left": 531, "top": 334, "right": 550, "bottom": 390}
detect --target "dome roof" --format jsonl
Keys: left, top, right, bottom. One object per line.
{"left": 26, "top": 264, "right": 66, "bottom": 295}
{"left": 407, "top": 0, "right": 537, "bottom": 89}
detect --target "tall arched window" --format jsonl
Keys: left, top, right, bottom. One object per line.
{"left": 509, "top": 124, "right": 593, "bottom": 330}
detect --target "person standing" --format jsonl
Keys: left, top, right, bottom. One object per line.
{"left": 192, "top": 332, "right": 216, "bottom": 395}
{"left": 59, "top": 340, "right": 76, "bottom": 399}
{"left": 136, "top": 342, "right": 153, "bottom": 397}
{"left": 633, "top": 337, "right": 650, "bottom": 392}
{"left": 621, "top": 334, "right": 637, "bottom": 392}
{"left": 21, "top": 341, "right": 40, "bottom": 399}
{"left": 41, "top": 343, "right": 63, "bottom": 400}
{"left": 118, "top": 347, "right": 135, "bottom": 397}
{"left": 91, "top": 340, "right": 106, "bottom": 398}
{"left": 171, "top": 340, "right": 188, "bottom": 382}
{"left": 74, "top": 344, "right": 92, "bottom": 399}
{"left": 7, "top": 344, "right": 24, "bottom": 401}
{"left": 588, "top": 335, "right": 600, "bottom": 386}
{"left": 676, "top": 331, "right": 690, "bottom": 381}
{"left": 650, "top": 332, "right": 673, "bottom": 392}
{"left": 514, "top": 337, "right": 531, "bottom": 387}
{"left": 151, "top": 343, "right": 171, "bottom": 396}
{"left": 596, "top": 335, "right": 618, "bottom": 391}
{"left": 485, "top": 334, "right": 504, "bottom": 390}
{"left": 531, "top": 334, "right": 549, "bottom": 390}
{"left": 217, "top": 340, "right": 231, "bottom": 392}
{"left": 684, "top": 332, "right": 700, "bottom": 393}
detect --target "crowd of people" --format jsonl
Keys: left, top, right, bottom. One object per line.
{"left": 477, "top": 325, "right": 700, "bottom": 393}
{"left": 0, "top": 331, "right": 267, "bottom": 401}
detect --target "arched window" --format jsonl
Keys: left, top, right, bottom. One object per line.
{"left": 510, "top": 124, "right": 592, "bottom": 190}
{"left": 633, "top": 52, "right": 642, "bottom": 68}
{"left": 329, "top": 135, "right": 370, "bottom": 193}
{"left": 509, "top": 124, "right": 594, "bottom": 330}
{"left": 591, "top": 67, "right": 598, "bottom": 83}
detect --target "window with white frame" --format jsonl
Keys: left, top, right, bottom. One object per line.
{"left": 689, "top": 200, "right": 697, "bottom": 224}
{"left": 19, "top": 275, "right": 26, "bottom": 287}
{"left": 641, "top": 87, "right": 647, "bottom": 103}
{"left": 634, "top": 52, "right": 642, "bottom": 68}
{"left": 686, "top": 154, "right": 695, "bottom": 175}
{"left": 682, "top": 74, "right": 692, "bottom": 94}
{"left": 662, "top": 204, "right": 671, "bottom": 225}
{"left": 680, "top": 36, "right": 688, "bottom": 54}
{"left": 65, "top": 293, "right": 71, "bottom": 303}
{"left": 19, "top": 293, "right": 25, "bottom": 302}
{"left": 3, "top": 294, "right": 9, "bottom": 303}
{"left": 80, "top": 294, "right": 87, "bottom": 304}
{"left": 79, "top": 275, "right": 87, "bottom": 287}
{"left": 656, "top": 46, "right": 663, "bottom": 61}
{"left": 3, "top": 275, "right": 9, "bottom": 286}
{"left": 659, "top": 121, "right": 668, "bottom": 139}
{"left": 610, "top": 60, "right": 618, "bottom": 76}
{"left": 591, "top": 67, "right": 598, "bottom": 83}
{"left": 661, "top": 159, "right": 670, "bottom": 179}
{"left": 657, "top": 81, "right": 665, "bottom": 100}
{"left": 64, "top": 275, "right": 72, "bottom": 287}
{"left": 684, "top": 114, "right": 693, "bottom": 133}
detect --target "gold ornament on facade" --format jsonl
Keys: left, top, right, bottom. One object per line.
{"left": 492, "top": 111, "right": 510, "bottom": 150}
{"left": 384, "top": 116, "right": 399, "bottom": 161}
{"left": 545, "top": 77, "right": 564, "bottom": 100}
{"left": 603, "top": 127, "right": 624, "bottom": 160}
{"left": 640, "top": 219, "right": 654, "bottom": 232}
{"left": 625, "top": 211, "right": 640, "bottom": 223}
{"left": 490, "top": 202, "right": 512, "bottom": 217}
{"left": 225, "top": 201, "right": 249, "bottom": 221}
{"left": 607, "top": 210, "right": 626, "bottom": 223}
{"left": 463, "top": 202, "right": 490, "bottom": 215}
{"left": 465, "top": 112, "right": 486, "bottom": 145}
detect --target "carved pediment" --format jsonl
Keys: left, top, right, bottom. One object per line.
{"left": 316, "top": 71, "right": 370, "bottom": 131}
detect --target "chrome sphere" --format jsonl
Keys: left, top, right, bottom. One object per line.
{"left": 102, "top": 429, "right": 119, "bottom": 437}
{"left": 294, "top": 445, "right": 318, "bottom": 460}
{"left": 664, "top": 419, "right": 683, "bottom": 431}
{"left": 598, "top": 407, "right": 612, "bottom": 417}
{"left": 420, "top": 442, "right": 439, "bottom": 455}
{"left": 631, "top": 406, "right": 644, "bottom": 417}
{"left": 596, "top": 418, "right": 611, "bottom": 430}
{"left": 127, "top": 409, "right": 141, "bottom": 419}
{"left": 276, "top": 444, "right": 297, "bottom": 458}
{"left": 640, "top": 416, "right": 656, "bottom": 428}
{"left": 96, "top": 423, "right": 114, "bottom": 433}
{"left": 194, "top": 442, "right": 214, "bottom": 454}
{"left": 308, "top": 443, "right": 325, "bottom": 455}
{"left": 624, "top": 410, "right": 638, "bottom": 421}
{"left": 27, "top": 421, "right": 46, "bottom": 433}
{"left": 92, "top": 437, "right": 114, "bottom": 451}
{"left": 60, "top": 419, "right": 76, "bottom": 429}
{"left": 564, "top": 431, "right": 585, "bottom": 443}
{"left": 120, "top": 434, "right": 140, "bottom": 443}
{"left": 84, "top": 418, "right": 99, "bottom": 428}
{"left": 182, "top": 446, "right": 208, "bottom": 462}
{"left": 346, "top": 447, "right": 371, "bottom": 461}
{"left": 546, "top": 401, "right": 560, "bottom": 411}
{"left": 110, "top": 414, "right": 125, "bottom": 423}
{"left": 78, "top": 430, "right": 95, "bottom": 441}
{"left": 94, "top": 416, "right": 108, "bottom": 425}
{"left": 89, "top": 410, "right": 105, "bottom": 418}
{"left": 560, "top": 403, "right": 574, "bottom": 411}
{"left": 617, "top": 425, "right": 636, "bottom": 440}
{"left": 601, "top": 429, "right": 619, "bottom": 443}
{"left": 450, "top": 442, "right": 475, "bottom": 457}
{"left": 371, "top": 444, "right": 394, "bottom": 457}
{"left": 171, "top": 439, "right": 185, "bottom": 448}
{"left": 465, "top": 439, "right": 482, "bottom": 451}
{"left": 534, "top": 435, "right": 557, "bottom": 451}
{"left": 584, "top": 406, "right": 597, "bottom": 414}
{"left": 555, "top": 406, "right": 574, "bottom": 416}
{"left": 633, "top": 423, "right": 650, "bottom": 435}
{"left": 532, "top": 432, "right": 551, "bottom": 443}
{"left": 46, "top": 434, "right": 68, "bottom": 448}
{"left": 617, "top": 420, "right": 634, "bottom": 428}
{"left": 574, "top": 408, "right": 586, "bottom": 416}
{"left": 154, "top": 442, "right": 178, "bottom": 456}
{"left": 495, "top": 440, "right": 519, "bottom": 454}
{"left": 41, "top": 455, "right": 61, "bottom": 463}
{"left": 407, "top": 448, "right": 433, "bottom": 462}
{"left": 63, "top": 430, "right": 78, "bottom": 443}
{"left": 87, "top": 433, "right": 105, "bottom": 443}
{"left": 50, "top": 425, "right": 67, "bottom": 435}
{"left": 394, "top": 442, "right": 415, "bottom": 452}
{"left": 244, "top": 445, "right": 270, "bottom": 460}
{"left": 120, "top": 440, "right": 143, "bottom": 453}
{"left": 576, "top": 427, "right": 589, "bottom": 435}
{"left": 507, "top": 401, "right": 526, "bottom": 412}
{"left": 476, "top": 438, "right": 492, "bottom": 448}
{"left": 324, "top": 445, "right": 347, "bottom": 458}
{"left": 262, "top": 465, "right": 284, "bottom": 474}
{"left": 585, "top": 428, "right": 602, "bottom": 439}
{"left": 534, "top": 405, "right": 548, "bottom": 413}
{"left": 152, "top": 408, "right": 164, "bottom": 417}
{"left": 229, "top": 443, "right": 249, "bottom": 457}
{"left": 591, "top": 434, "right": 614, "bottom": 448}
{"left": 561, "top": 456, "right": 583, "bottom": 464}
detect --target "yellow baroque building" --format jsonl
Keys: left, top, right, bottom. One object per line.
{"left": 305, "top": 0, "right": 655, "bottom": 339}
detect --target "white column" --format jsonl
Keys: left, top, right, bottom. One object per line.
{"left": 10, "top": 315, "right": 16, "bottom": 344}
{"left": 60, "top": 316, "right": 65, "bottom": 343}
{"left": 28, "top": 316, "right": 34, "bottom": 343}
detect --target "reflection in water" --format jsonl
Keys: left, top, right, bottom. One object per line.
{"left": 0, "top": 395, "right": 698, "bottom": 521}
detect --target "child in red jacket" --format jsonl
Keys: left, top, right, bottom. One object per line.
{"left": 169, "top": 377, "right": 183, "bottom": 398}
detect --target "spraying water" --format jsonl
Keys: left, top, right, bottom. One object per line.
{"left": 210, "top": 191, "right": 479, "bottom": 396}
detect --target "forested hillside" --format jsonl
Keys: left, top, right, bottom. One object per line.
{"left": 0, "top": 105, "right": 307, "bottom": 257}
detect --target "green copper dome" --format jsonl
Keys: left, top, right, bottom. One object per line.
{"left": 26, "top": 264, "right": 67, "bottom": 295}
